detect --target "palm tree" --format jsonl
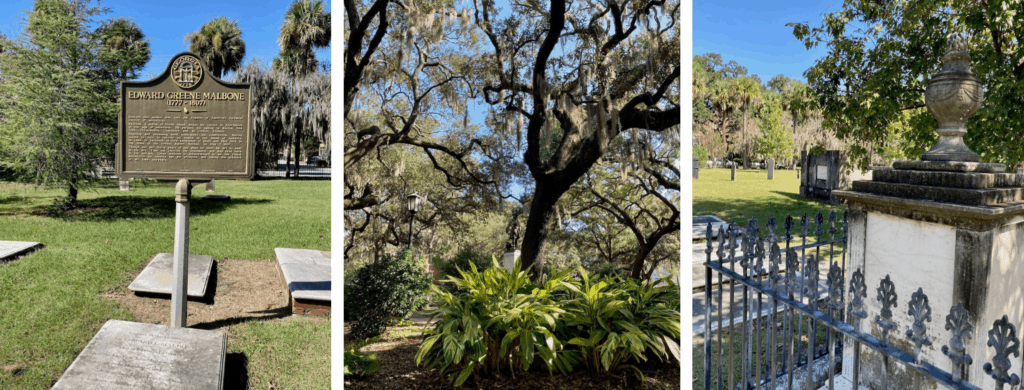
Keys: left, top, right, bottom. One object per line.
{"left": 735, "top": 76, "right": 763, "bottom": 169}
{"left": 184, "top": 17, "right": 246, "bottom": 79}
{"left": 275, "top": 0, "right": 330, "bottom": 178}
{"left": 278, "top": 0, "right": 330, "bottom": 74}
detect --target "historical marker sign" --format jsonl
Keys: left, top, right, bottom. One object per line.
{"left": 116, "top": 52, "right": 254, "bottom": 181}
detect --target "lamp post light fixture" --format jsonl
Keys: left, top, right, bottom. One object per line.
{"left": 406, "top": 193, "right": 420, "bottom": 250}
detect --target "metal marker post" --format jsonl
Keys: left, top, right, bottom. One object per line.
{"left": 171, "top": 179, "right": 192, "bottom": 328}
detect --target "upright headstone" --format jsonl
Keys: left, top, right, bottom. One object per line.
{"left": 119, "top": 179, "right": 130, "bottom": 191}
{"left": 692, "top": 157, "right": 699, "bottom": 179}
{"left": 731, "top": 164, "right": 736, "bottom": 181}
{"left": 767, "top": 158, "right": 774, "bottom": 180}
{"left": 205, "top": 179, "right": 214, "bottom": 192}
{"left": 834, "top": 34, "right": 1024, "bottom": 390}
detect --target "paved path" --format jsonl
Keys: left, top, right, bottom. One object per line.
{"left": 408, "top": 308, "right": 440, "bottom": 327}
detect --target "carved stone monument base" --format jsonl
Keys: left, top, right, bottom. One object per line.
{"left": 503, "top": 251, "right": 521, "bottom": 273}
{"left": 52, "top": 320, "right": 226, "bottom": 389}
{"left": 836, "top": 170, "right": 1024, "bottom": 390}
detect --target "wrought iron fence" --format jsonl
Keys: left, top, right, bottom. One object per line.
{"left": 257, "top": 160, "right": 331, "bottom": 179}
{"left": 701, "top": 210, "right": 1024, "bottom": 390}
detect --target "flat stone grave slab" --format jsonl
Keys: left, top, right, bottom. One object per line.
{"left": 0, "top": 240, "right": 42, "bottom": 260}
{"left": 275, "top": 248, "right": 331, "bottom": 302}
{"left": 52, "top": 320, "right": 226, "bottom": 389}
{"left": 202, "top": 194, "right": 230, "bottom": 201}
{"left": 128, "top": 253, "right": 214, "bottom": 298}
{"left": 693, "top": 215, "right": 728, "bottom": 240}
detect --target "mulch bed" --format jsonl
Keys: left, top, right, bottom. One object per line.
{"left": 344, "top": 324, "right": 681, "bottom": 390}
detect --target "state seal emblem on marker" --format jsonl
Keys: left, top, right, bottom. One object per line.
{"left": 171, "top": 55, "right": 203, "bottom": 89}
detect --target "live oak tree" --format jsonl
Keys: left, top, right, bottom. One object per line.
{"left": 343, "top": 0, "right": 507, "bottom": 212}
{"left": 788, "top": 0, "right": 1024, "bottom": 168}
{"left": 233, "top": 59, "right": 329, "bottom": 174}
{"left": 0, "top": 0, "right": 148, "bottom": 208}
{"left": 566, "top": 146, "right": 679, "bottom": 280}
{"left": 474, "top": 0, "right": 680, "bottom": 278}
{"left": 345, "top": 0, "right": 680, "bottom": 280}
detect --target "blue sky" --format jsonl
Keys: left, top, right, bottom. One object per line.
{"left": 0, "top": 0, "right": 330, "bottom": 80}
{"left": 693, "top": 0, "right": 835, "bottom": 83}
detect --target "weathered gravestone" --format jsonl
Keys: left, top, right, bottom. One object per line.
{"left": 128, "top": 253, "right": 214, "bottom": 297}
{"left": 275, "top": 248, "right": 331, "bottom": 316}
{"left": 767, "top": 158, "right": 774, "bottom": 180}
{"left": 692, "top": 157, "right": 699, "bottom": 179}
{"left": 119, "top": 179, "right": 130, "bottom": 191}
{"left": 51, "top": 320, "right": 226, "bottom": 390}
{"left": 0, "top": 240, "right": 42, "bottom": 261}
{"left": 55, "top": 52, "right": 247, "bottom": 390}
{"left": 730, "top": 164, "right": 736, "bottom": 181}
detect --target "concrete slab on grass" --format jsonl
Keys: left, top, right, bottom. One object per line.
{"left": 128, "top": 253, "right": 214, "bottom": 298}
{"left": 52, "top": 320, "right": 226, "bottom": 390}
{"left": 0, "top": 240, "right": 42, "bottom": 260}
{"left": 275, "top": 248, "right": 331, "bottom": 302}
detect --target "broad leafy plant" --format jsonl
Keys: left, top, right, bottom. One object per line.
{"left": 416, "top": 257, "right": 579, "bottom": 386}
{"left": 417, "top": 258, "right": 681, "bottom": 386}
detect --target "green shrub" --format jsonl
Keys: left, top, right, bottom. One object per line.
{"left": 416, "top": 259, "right": 681, "bottom": 386}
{"left": 435, "top": 248, "right": 491, "bottom": 283}
{"left": 347, "top": 250, "right": 432, "bottom": 340}
{"left": 343, "top": 339, "right": 380, "bottom": 377}
{"left": 694, "top": 143, "right": 709, "bottom": 168}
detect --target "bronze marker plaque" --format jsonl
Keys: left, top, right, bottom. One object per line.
{"left": 116, "top": 52, "right": 254, "bottom": 180}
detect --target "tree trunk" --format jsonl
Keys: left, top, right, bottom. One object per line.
{"left": 285, "top": 134, "right": 293, "bottom": 178}
{"left": 519, "top": 179, "right": 573, "bottom": 280}
{"left": 742, "top": 108, "right": 749, "bottom": 169}
{"left": 294, "top": 128, "right": 302, "bottom": 178}
{"left": 629, "top": 244, "right": 653, "bottom": 280}
{"left": 65, "top": 183, "right": 78, "bottom": 209}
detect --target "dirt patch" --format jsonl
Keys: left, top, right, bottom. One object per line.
{"left": 100, "top": 258, "right": 296, "bottom": 330}
{"left": 343, "top": 325, "right": 681, "bottom": 390}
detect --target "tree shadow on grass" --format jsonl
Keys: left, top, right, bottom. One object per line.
{"left": 188, "top": 306, "right": 294, "bottom": 331}
{"left": 26, "top": 196, "right": 272, "bottom": 222}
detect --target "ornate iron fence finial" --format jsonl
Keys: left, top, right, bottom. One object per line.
{"left": 876, "top": 275, "right": 899, "bottom": 346}
{"left": 907, "top": 288, "right": 934, "bottom": 364}
{"left": 943, "top": 302, "right": 974, "bottom": 384}
{"left": 984, "top": 315, "right": 1021, "bottom": 390}
{"left": 849, "top": 268, "right": 867, "bottom": 323}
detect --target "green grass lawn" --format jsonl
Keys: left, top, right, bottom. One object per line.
{"left": 0, "top": 178, "right": 330, "bottom": 389}
{"left": 694, "top": 168, "right": 847, "bottom": 239}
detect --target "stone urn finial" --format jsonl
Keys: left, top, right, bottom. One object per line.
{"left": 921, "top": 32, "right": 984, "bottom": 162}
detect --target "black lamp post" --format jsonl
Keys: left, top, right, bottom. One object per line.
{"left": 406, "top": 193, "right": 420, "bottom": 249}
